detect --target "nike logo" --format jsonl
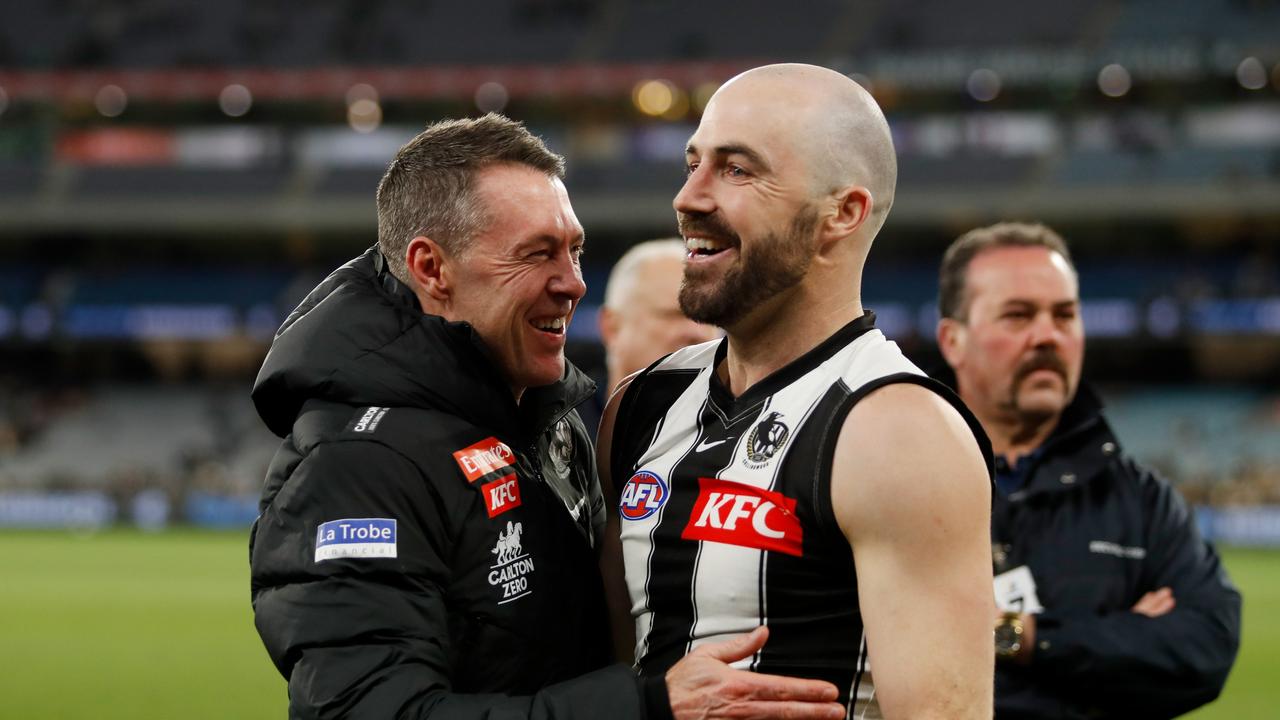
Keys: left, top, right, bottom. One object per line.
{"left": 695, "top": 438, "right": 732, "bottom": 452}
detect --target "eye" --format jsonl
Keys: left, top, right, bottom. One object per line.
{"left": 571, "top": 244, "right": 585, "bottom": 261}
{"left": 726, "top": 164, "right": 748, "bottom": 178}
{"left": 684, "top": 162, "right": 699, "bottom": 176}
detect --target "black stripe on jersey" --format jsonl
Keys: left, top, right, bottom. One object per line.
{"left": 811, "top": 372, "right": 995, "bottom": 539}
{"left": 848, "top": 633, "right": 869, "bottom": 720}
{"left": 611, "top": 368, "right": 702, "bottom": 487}
{"left": 750, "top": 388, "right": 827, "bottom": 672}
{"left": 642, "top": 396, "right": 741, "bottom": 671}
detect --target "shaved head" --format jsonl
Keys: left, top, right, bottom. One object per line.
{"left": 709, "top": 63, "right": 897, "bottom": 239}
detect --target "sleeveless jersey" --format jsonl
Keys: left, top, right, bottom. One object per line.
{"left": 611, "top": 314, "right": 988, "bottom": 719}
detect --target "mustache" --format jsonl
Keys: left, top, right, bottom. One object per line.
{"left": 1013, "top": 349, "right": 1068, "bottom": 386}
{"left": 677, "top": 211, "right": 740, "bottom": 245}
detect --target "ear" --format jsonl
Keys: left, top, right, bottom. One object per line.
{"left": 820, "top": 185, "right": 872, "bottom": 247}
{"left": 936, "top": 316, "right": 967, "bottom": 370}
{"left": 405, "top": 236, "right": 452, "bottom": 307}
{"left": 598, "top": 306, "right": 619, "bottom": 348}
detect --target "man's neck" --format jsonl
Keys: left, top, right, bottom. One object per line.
{"left": 719, "top": 282, "right": 863, "bottom": 397}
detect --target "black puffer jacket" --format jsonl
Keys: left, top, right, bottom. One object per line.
{"left": 250, "top": 247, "right": 652, "bottom": 719}
{"left": 983, "top": 385, "right": 1241, "bottom": 719}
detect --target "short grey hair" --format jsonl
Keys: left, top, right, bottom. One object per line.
{"left": 604, "top": 239, "right": 687, "bottom": 310}
{"left": 938, "top": 222, "right": 1074, "bottom": 321}
{"left": 375, "top": 113, "right": 565, "bottom": 281}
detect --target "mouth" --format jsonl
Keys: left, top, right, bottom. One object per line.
{"left": 530, "top": 316, "right": 567, "bottom": 336}
{"left": 684, "top": 236, "right": 736, "bottom": 260}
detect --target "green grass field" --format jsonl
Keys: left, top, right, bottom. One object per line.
{"left": 0, "top": 531, "right": 1275, "bottom": 718}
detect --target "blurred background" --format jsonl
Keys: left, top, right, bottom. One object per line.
{"left": 0, "top": 1, "right": 1276, "bottom": 717}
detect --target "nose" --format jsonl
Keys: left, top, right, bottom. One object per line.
{"left": 549, "top": 252, "right": 587, "bottom": 302}
{"left": 674, "top": 163, "right": 714, "bottom": 216}
{"left": 1028, "top": 311, "right": 1060, "bottom": 348}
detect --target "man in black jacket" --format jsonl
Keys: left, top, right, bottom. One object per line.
{"left": 935, "top": 222, "right": 1241, "bottom": 718}
{"left": 250, "top": 114, "right": 844, "bottom": 719}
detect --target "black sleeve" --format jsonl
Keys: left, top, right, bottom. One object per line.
{"left": 1031, "top": 462, "right": 1241, "bottom": 716}
{"left": 250, "top": 439, "right": 654, "bottom": 720}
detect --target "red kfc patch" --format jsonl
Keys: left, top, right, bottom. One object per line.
{"left": 481, "top": 474, "right": 522, "bottom": 518}
{"left": 681, "top": 477, "right": 804, "bottom": 556}
{"left": 453, "top": 437, "right": 516, "bottom": 482}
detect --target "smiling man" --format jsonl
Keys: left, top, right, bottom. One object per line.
{"left": 250, "top": 114, "right": 846, "bottom": 720}
{"left": 599, "top": 64, "right": 996, "bottom": 719}
{"left": 935, "top": 222, "right": 1241, "bottom": 718}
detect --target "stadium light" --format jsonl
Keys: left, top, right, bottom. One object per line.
{"left": 218, "top": 84, "right": 253, "bottom": 117}
{"left": 475, "top": 81, "right": 510, "bottom": 113}
{"left": 633, "top": 79, "right": 677, "bottom": 117}
{"left": 347, "top": 98, "right": 382, "bottom": 133}
{"left": 1098, "top": 64, "right": 1131, "bottom": 98}
{"left": 95, "top": 85, "right": 128, "bottom": 117}
{"left": 967, "top": 68, "right": 1001, "bottom": 102}
{"left": 1236, "top": 57, "right": 1267, "bottom": 91}
{"left": 691, "top": 81, "right": 719, "bottom": 113}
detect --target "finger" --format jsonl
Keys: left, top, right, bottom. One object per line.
{"left": 728, "top": 670, "right": 840, "bottom": 702}
{"left": 1132, "top": 587, "right": 1174, "bottom": 614}
{"left": 690, "top": 626, "right": 769, "bottom": 662}
{"left": 727, "top": 700, "right": 847, "bottom": 720}
{"left": 1131, "top": 592, "right": 1157, "bottom": 613}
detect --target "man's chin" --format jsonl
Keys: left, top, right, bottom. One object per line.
{"left": 1013, "top": 391, "right": 1069, "bottom": 423}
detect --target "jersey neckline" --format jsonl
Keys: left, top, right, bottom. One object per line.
{"left": 708, "top": 311, "right": 878, "bottom": 413}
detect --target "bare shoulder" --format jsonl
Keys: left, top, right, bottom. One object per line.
{"left": 596, "top": 370, "right": 644, "bottom": 500}
{"left": 833, "top": 382, "right": 990, "bottom": 540}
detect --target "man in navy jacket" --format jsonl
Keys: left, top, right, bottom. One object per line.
{"left": 935, "top": 222, "right": 1241, "bottom": 719}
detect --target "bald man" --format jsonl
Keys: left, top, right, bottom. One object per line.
{"left": 598, "top": 64, "right": 996, "bottom": 719}
{"left": 600, "top": 240, "right": 720, "bottom": 395}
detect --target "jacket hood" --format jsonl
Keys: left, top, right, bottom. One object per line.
{"left": 252, "top": 246, "right": 595, "bottom": 440}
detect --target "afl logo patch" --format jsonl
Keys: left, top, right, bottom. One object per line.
{"left": 744, "top": 411, "right": 790, "bottom": 469}
{"left": 619, "top": 471, "right": 668, "bottom": 521}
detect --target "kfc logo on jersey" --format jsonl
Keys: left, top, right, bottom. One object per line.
{"left": 619, "top": 470, "right": 668, "bottom": 521}
{"left": 481, "top": 474, "right": 522, "bottom": 518}
{"left": 453, "top": 436, "right": 516, "bottom": 482}
{"left": 681, "top": 477, "right": 803, "bottom": 556}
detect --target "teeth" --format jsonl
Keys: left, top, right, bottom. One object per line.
{"left": 686, "top": 237, "right": 728, "bottom": 253}
{"left": 534, "top": 317, "right": 565, "bottom": 331}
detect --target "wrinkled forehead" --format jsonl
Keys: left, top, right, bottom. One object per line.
{"left": 967, "top": 246, "right": 1079, "bottom": 305}
{"left": 475, "top": 167, "right": 583, "bottom": 241}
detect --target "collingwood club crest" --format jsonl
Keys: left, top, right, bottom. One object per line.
{"left": 743, "top": 411, "right": 790, "bottom": 470}
{"left": 549, "top": 419, "right": 574, "bottom": 478}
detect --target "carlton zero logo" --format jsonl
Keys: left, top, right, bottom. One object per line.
{"left": 453, "top": 436, "right": 516, "bottom": 482}
{"left": 315, "top": 518, "right": 397, "bottom": 562}
{"left": 489, "top": 520, "right": 534, "bottom": 604}
{"left": 619, "top": 470, "right": 668, "bottom": 520}
{"left": 681, "top": 478, "right": 803, "bottom": 556}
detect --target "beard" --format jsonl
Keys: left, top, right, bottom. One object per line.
{"left": 677, "top": 204, "right": 819, "bottom": 328}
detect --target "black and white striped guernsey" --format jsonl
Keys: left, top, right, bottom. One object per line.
{"left": 611, "top": 313, "right": 988, "bottom": 719}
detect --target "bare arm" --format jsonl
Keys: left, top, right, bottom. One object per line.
{"left": 833, "top": 383, "right": 994, "bottom": 720}
{"left": 597, "top": 376, "right": 638, "bottom": 664}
